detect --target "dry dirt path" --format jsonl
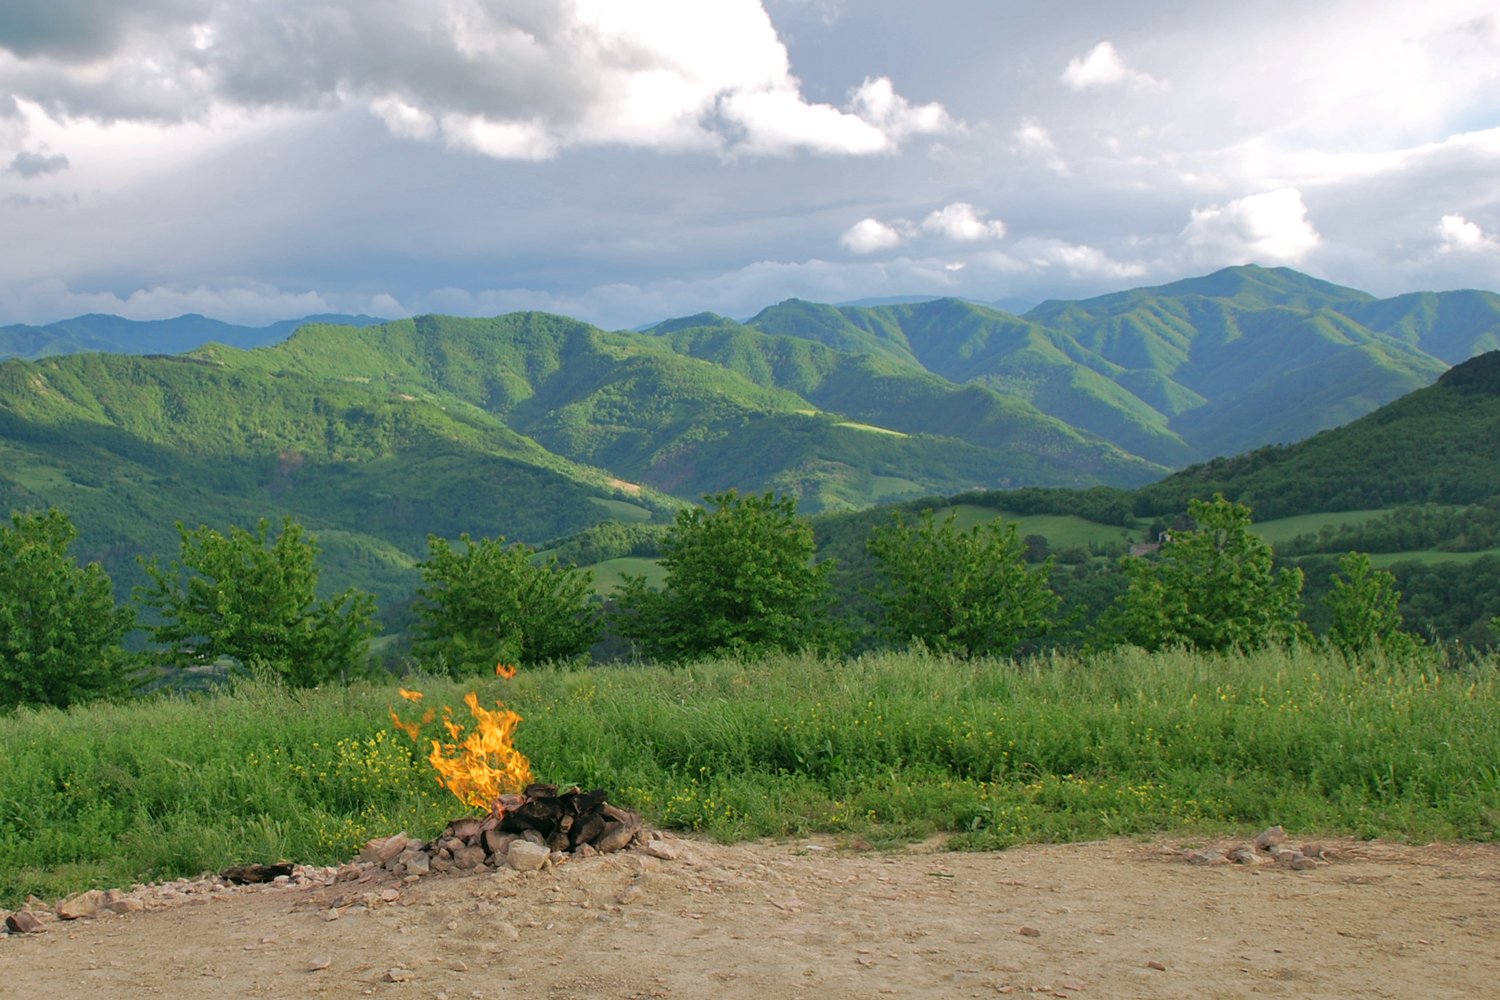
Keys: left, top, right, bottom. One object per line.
{"left": 3, "top": 836, "right": 1498, "bottom": 999}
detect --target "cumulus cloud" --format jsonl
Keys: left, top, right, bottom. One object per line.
{"left": 1437, "top": 213, "right": 1499, "bottom": 253}
{"left": 0, "top": 1, "right": 953, "bottom": 160}
{"left": 1061, "top": 41, "right": 1166, "bottom": 92}
{"left": 5, "top": 149, "right": 69, "bottom": 177}
{"left": 1015, "top": 239, "right": 1148, "bottom": 280}
{"left": 1182, "top": 188, "right": 1322, "bottom": 263}
{"left": 921, "top": 202, "right": 1006, "bottom": 241}
{"left": 840, "top": 217, "right": 905, "bottom": 254}
{"left": 841, "top": 202, "right": 1006, "bottom": 254}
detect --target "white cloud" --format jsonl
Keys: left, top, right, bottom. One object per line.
{"left": 840, "top": 217, "right": 905, "bottom": 253}
{"left": 1437, "top": 213, "right": 1499, "bottom": 253}
{"left": 1012, "top": 117, "right": 1069, "bottom": 174}
{"left": 921, "top": 202, "right": 1005, "bottom": 241}
{"left": 1061, "top": 41, "right": 1166, "bottom": 92}
{"left": 1016, "top": 239, "right": 1149, "bottom": 280}
{"left": 1182, "top": 188, "right": 1322, "bottom": 263}
{"left": 841, "top": 202, "right": 1006, "bottom": 255}
{"left": 0, "top": 1, "right": 954, "bottom": 161}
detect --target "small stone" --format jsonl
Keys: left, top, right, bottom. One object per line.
{"left": 321, "top": 908, "right": 341, "bottom": 922}
{"left": 495, "top": 920, "right": 521, "bottom": 942}
{"left": 507, "top": 841, "right": 550, "bottom": 872}
{"left": 107, "top": 898, "right": 145, "bottom": 915}
{"left": 616, "top": 883, "right": 643, "bottom": 905}
{"left": 382, "top": 968, "right": 414, "bottom": 983}
{"left": 453, "top": 845, "right": 488, "bottom": 871}
{"left": 1290, "top": 855, "right": 1319, "bottom": 871}
{"left": 1301, "top": 843, "right": 1330, "bottom": 860}
{"left": 1228, "top": 847, "right": 1265, "bottom": 866}
{"left": 448, "top": 960, "right": 469, "bottom": 972}
{"left": 5, "top": 911, "right": 46, "bottom": 934}
{"left": 401, "top": 850, "right": 431, "bottom": 876}
{"left": 308, "top": 956, "right": 332, "bottom": 972}
{"left": 1018, "top": 926, "right": 1042, "bottom": 937}
{"left": 1252, "top": 825, "right": 1286, "bottom": 851}
{"left": 380, "top": 888, "right": 401, "bottom": 903}
{"left": 1146, "top": 960, "right": 1167, "bottom": 971}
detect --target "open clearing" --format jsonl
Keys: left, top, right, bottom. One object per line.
{"left": 4, "top": 835, "right": 1497, "bottom": 999}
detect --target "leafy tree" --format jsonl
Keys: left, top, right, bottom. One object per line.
{"left": 0, "top": 508, "right": 137, "bottom": 709}
{"left": 1096, "top": 495, "right": 1304, "bottom": 653}
{"left": 867, "top": 510, "right": 1058, "bottom": 657}
{"left": 612, "top": 490, "right": 838, "bottom": 662}
{"left": 412, "top": 533, "right": 600, "bottom": 673}
{"left": 139, "top": 517, "right": 376, "bottom": 687}
{"left": 1324, "top": 551, "right": 1421, "bottom": 658}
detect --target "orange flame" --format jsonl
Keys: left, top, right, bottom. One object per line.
{"left": 496, "top": 662, "right": 517, "bottom": 679}
{"left": 391, "top": 685, "right": 533, "bottom": 812}
{"left": 427, "top": 692, "right": 533, "bottom": 811}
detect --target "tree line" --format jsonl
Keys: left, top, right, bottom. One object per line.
{"left": 1, "top": 491, "right": 1447, "bottom": 710}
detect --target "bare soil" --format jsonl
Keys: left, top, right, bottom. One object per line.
{"left": 4, "top": 835, "right": 1498, "bottom": 999}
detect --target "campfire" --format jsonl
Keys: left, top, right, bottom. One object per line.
{"left": 385, "top": 668, "right": 643, "bottom": 871}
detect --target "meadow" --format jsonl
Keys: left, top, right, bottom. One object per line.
{"left": 2, "top": 647, "right": 1497, "bottom": 908}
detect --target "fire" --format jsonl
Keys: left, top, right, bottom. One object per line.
{"left": 391, "top": 684, "right": 533, "bottom": 813}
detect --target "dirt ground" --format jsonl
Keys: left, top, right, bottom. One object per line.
{"left": 3, "top": 834, "right": 1498, "bottom": 999}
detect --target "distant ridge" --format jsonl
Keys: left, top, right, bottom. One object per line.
{"left": 0, "top": 313, "right": 389, "bottom": 360}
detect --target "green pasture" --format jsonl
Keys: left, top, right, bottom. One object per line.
{"left": 936, "top": 504, "right": 1137, "bottom": 549}
{"left": 3, "top": 647, "right": 1496, "bottom": 909}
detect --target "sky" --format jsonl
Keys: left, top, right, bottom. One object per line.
{"left": 1, "top": 0, "right": 1498, "bottom": 329}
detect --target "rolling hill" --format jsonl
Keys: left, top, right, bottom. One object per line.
{"left": 3, "top": 265, "right": 1499, "bottom": 622}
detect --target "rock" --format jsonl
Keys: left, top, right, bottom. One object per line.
{"left": 1228, "top": 847, "right": 1266, "bottom": 866}
{"left": 1146, "top": 960, "right": 1167, "bottom": 971}
{"left": 453, "top": 845, "right": 487, "bottom": 871}
{"left": 401, "top": 849, "right": 431, "bottom": 876}
{"left": 56, "top": 889, "right": 107, "bottom": 920}
{"left": 1184, "top": 849, "right": 1228, "bottom": 866}
{"left": 6, "top": 911, "right": 46, "bottom": 934}
{"left": 507, "top": 841, "right": 550, "bottom": 872}
{"left": 360, "top": 833, "right": 411, "bottom": 865}
{"left": 379, "top": 888, "right": 401, "bottom": 903}
{"left": 382, "top": 968, "right": 414, "bottom": 983}
{"left": 1018, "top": 926, "right": 1042, "bottom": 937}
{"left": 107, "top": 897, "right": 145, "bottom": 915}
{"left": 638, "top": 839, "right": 679, "bottom": 861}
{"left": 482, "top": 829, "right": 518, "bottom": 858}
{"left": 308, "top": 956, "right": 332, "bottom": 972}
{"left": 495, "top": 920, "right": 521, "bottom": 942}
{"left": 1301, "top": 843, "right": 1331, "bottom": 860}
{"left": 1290, "top": 855, "right": 1320, "bottom": 871}
{"left": 1253, "top": 825, "right": 1287, "bottom": 850}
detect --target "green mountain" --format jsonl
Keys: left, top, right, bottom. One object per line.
{"left": 0, "top": 311, "right": 1159, "bottom": 615}
{"left": 4, "top": 265, "right": 1498, "bottom": 620}
{"left": 1134, "top": 350, "right": 1500, "bottom": 520}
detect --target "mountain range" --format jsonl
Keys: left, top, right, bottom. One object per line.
{"left": 2, "top": 264, "right": 1498, "bottom": 614}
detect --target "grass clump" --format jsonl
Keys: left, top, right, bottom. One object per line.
{"left": 2, "top": 648, "right": 1497, "bottom": 907}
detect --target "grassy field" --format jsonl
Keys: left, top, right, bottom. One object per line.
{"left": 2, "top": 647, "right": 1496, "bottom": 908}
{"left": 936, "top": 504, "right": 1137, "bottom": 548}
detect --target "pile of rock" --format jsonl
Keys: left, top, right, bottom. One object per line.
{"left": 1181, "top": 825, "right": 1336, "bottom": 871}
{"left": 2, "top": 863, "right": 344, "bottom": 936}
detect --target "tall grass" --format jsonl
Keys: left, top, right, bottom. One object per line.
{"left": 2, "top": 647, "right": 1496, "bottom": 907}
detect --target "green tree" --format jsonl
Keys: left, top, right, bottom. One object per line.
{"left": 1324, "top": 551, "right": 1421, "bottom": 658}
{"left": 867, "top": 510, "right": 1058, "bottom": 657}
{"left": 139, "top": 517, "right": 376, "bottom": 687}
{"left": 0, "top": 508, "right": 136, "bottom": 709}
{"left": 412, "top": 533, "right": 600, "bottom": 674}
{"left": 612, "top": 490, "right": 837, "bottom": 662}
{"left": 1096, "top": 495, "right": 1304, "bottom": 652}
